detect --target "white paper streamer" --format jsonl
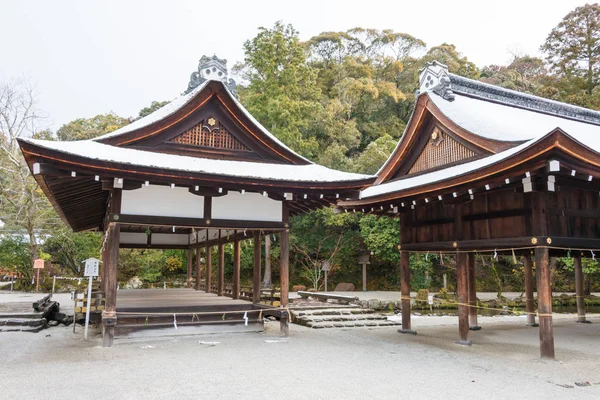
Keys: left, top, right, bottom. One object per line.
{"left": 243, "top": 312, "right": 248, "bottom": 326}
{"left": 173, "top": 314, "right": 178, "bottom": 330}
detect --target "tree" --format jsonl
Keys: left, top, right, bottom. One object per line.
{"left": 138, "top": 101, "right": 169, "bottom": 119}
{"left": 541, "top": 3, "right": 600, "bottom": 96}
{"left": 56, "top": 113, "right": 129, "bottom": 141}
{"left": 0, "top": 79, "right": 56, "bottom": 263}
{"left": 42, "top": 227, "right": 102, "bottom": 276}
{"left": 234, "top": 22, "right": 322, "bottom": 158}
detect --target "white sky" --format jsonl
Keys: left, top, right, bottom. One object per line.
{"left": 0, "top": 0, "right": 590, "bottom": 132}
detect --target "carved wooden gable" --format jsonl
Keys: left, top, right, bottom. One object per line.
{"left": 407, "top": 126, "right": 476, "bottom": 175}
{"left": 169, "top": 117, "right": 250, "bottom": 152}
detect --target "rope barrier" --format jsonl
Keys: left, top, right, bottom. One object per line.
{"left": 402, "top": 245, "right": 600, "bottom": 255}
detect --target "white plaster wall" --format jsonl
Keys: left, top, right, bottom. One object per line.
{"left": 119, "top": 232, "right": 148, "bottom": 245}
{"left": 151, "top": 233, "right": 189, "bottom": 246}
{"left": 121, "top": 185, "right": 204, "bottom": 218}
{"left": 212, "top": 192, "right": 282, "bottom": 222}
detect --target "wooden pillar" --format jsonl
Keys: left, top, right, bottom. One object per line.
{"left": 253, "top": 232, "right": 261, "bottom": 304}
{"left": 523, "top": 254, "right": 537, "bottom": 326}
{"left": 186, "top": 247, "right": 193, "bottom": 289}
{"left": 102, "top": 188, "right": 121, "bottom": 348}
{"left": 280, "top": 229, "right": 290, "bottom": 336}
{"left": 232, "top": 240, "right": 241, "bottom": 299}
{"left": 536, "top": 247, "right": 555, "bottom": 359}
{"left": 456, "top": 252, "right": 471, "bottom": 345}
{"left": 574, "top": 256, "right": 589, "bottom": 323}
{"left": 468, "top": 253, "right": 480, "bottom": 330}
{"left": 205, "top": 245, "right": 212, "bottom": 293}
{"left": 101, "top": 238, "right": 108, "bottom": 293}
{"left": 195, "top": 246, "right": 202, "bottom": 290}
{"left": 218, "top": 241, "right": 225, "bottom": 296}
{"left": 399, "top": 250, "right": 415, "bottom": 334}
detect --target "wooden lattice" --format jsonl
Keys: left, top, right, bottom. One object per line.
{"left": 170, "top": 118, "right": 250, "bottom": 151}
{"left": 408, "top": 127, "right": 475, "bottom": 174}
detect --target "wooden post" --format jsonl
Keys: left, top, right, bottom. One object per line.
{"left": 280, "top": 229, "right": 290, "bottom": 336}
{"left": 523, "top": 254, "right": 537, "bottom": 326}
{"left": 186, "top": 247, "right": 193, "bottom": 289}
{"left": 218, "top": 241, "right": 225, "bottom": 296}
{"left": 536, "top": 246, "right": 555, "bottom": 359}
{"left": 232, "top": 239, "right": 241, "bottom": 299}
{"left": 101, "top": 241, "right": 107, "bottom": 293}
{"left": 574, "top": 256, "right": 589, "bottom": 323}
{"left": 253, "top": 232, "right": 261, "bottom": 304}
{"left": 456, "top": 252, "right": 471, "bottom": 345}
{"left": 205, "top": 245, "right": 212, "bottom": 293}
{"left": 398, "top": 251, "right": 415, "bottom": 334}
{"left": 102, "top": 188, "right": 121, "bottom": 348}
{"left": 468, "top": 253, "right": 480, "bottom": 330}
{"left": 195, "top": 246, "right": 202, "bottom": 290}
{"left": 262, "top": 235, "right": 272, "bottom": 287}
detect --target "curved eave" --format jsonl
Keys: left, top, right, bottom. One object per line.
{"left": 18, "top": 139, "right": 374, "bottom": 192}
{"left": 96, "top": 80, "right": 310, "bottom": 165}
{"left": 375, "top": 93, "right": 522, "bottom": 184}
{"left": 340, "top": 129, "right": 600, "bottom": 208}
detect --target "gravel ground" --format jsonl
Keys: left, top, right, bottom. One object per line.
{"left": 1, "top": 312, "right": 599, "bottom": 399}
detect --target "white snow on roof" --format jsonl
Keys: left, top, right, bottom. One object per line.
{"left": 93, "top": 81, "right": 210, "bottom": 141}
{"left": 23, "top": 138, "right": 371, "bottom": 183}
{"left": 92, "top": 80, "right": 311, "bottom": 163}
{"left": 361, "top": 138, "right": 538, "bottom": 199}
{"left": 429, "top": 92, "right": 600, "bottom": 143}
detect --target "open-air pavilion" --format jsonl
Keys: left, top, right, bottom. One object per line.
{"left": 338, "top": 61, "right": 600, "bottom": 359}
{"left": 17, "top": 55, "right": 374, "bottom": 346}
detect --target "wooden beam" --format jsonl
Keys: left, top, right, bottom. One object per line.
{"left": 399, "top": 251, "right": 414, "bottom": 334}
{"left": 195, "top": 246, "right": 202, "bottom": 291}
{"left": 253, "top": 231, "right": 261, "bottom": 304}
{"left": 204, "top": 196, "right": 212, "bottom": 220}
{"left": 523, "top": 254, "right": 537, "bottom": 327}
{"left": 456, "top": 252, "right": 470, "bottom": 345}
{"left": 536, "top": 246, "right": 555, "bottom": 359}
{"left": 574, "top": 256, "right": 589, "bottom": 323}
{"left": 205, "top": 242, "right": 213, "bottom": 294}
{"left": 232, "top": 240, "right": 241, "bottom": 300}
{"left": 218, "top": 235, "right": 224, "bottom": 296}
{"left": 102, "top": 188, "right": 121, "bottom": 348}
{"left": 188, "top": 187, "right": 228, "bottom": 197}
{"left": 186, "top": 247, "right": 193, "bottom": 288}
{"left": 280, "top": 229, "right": 290, "bottom": 336}
{"left": 468, "top": 253, "right": 480, "bottom": 330}
{"left": 110, "top": 214, "right": 286, "bottom": 230}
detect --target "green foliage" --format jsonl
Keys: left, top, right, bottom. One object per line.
{"left": 0, "top": 236, "right": 32, "bottom": 277}
{"left": 56, "top": 113, "right": 130, "bottom": 141}
{"left": 138, "top": 101, "right": 169, "bottom": 118}
{"left": 359, "top": 215, "right": 399, "bottom": 263}
{"left": 42, "top": 228, "right": 101, "bottom": 276}
{"left": 541, "top": 3, "right": 600, "bottom": 96}
{"left": 235, "top": 22, "right": 321, "bottom": 158}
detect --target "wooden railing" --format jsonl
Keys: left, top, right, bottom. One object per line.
{"left": 196, "top": 279, "right": 280, "bottom": 305}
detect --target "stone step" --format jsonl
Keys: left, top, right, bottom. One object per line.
{"left": 309, "top": 320, "right": 402, "bottom": 329}
{"left": 0, "top": 318, "right": 47, "bottom": 332}
{"left": 293, "top": 308, "right": 374, "bottom": 317}
{"left": 297, "top": 314, "right": 390, "bottom": 323}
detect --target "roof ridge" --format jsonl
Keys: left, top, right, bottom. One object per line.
{"left": 448, "top": 73, "right": 600, "bottom": 126}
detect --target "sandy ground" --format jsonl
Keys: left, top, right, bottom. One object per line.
{"left": 1, "top": 296, "right": 600, "bottom": 399}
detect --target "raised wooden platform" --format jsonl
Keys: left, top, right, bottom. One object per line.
{"left": 113, "top": 289, "right": 281, "bottom": 339}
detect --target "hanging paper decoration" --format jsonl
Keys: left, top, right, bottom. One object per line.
{"left": 173, "top": 314, "right": 178, "bottom": 330}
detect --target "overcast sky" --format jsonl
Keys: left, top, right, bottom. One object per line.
{"left": 0, "top": 0, "right": 591, "bottom": 132}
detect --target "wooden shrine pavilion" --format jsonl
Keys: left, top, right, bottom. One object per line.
{"left": 338, "top": 61, "right": 600, "bottom": 359}
{"left": 18, "top": 55, "right": 374, "bottom": 346}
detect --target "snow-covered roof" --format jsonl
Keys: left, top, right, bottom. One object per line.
{"left": 93, "top": 81, "right": 210, "bottom": 141}
{"left": 361, "top": 138, "right": 537, "bottom": 199}
{"left": 429, "top": 92, "right": 600, "bottom": 143}
{"left": 21, "top": 138, "right": 372, "bottom": 183}
{"left": 92, "top": 79, "right": 312, "bottom": 163}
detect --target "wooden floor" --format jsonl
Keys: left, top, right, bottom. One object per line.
{"left": 116, "top": 288, "right": 250, "bottom": 310}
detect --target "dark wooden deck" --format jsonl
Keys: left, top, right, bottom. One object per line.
{"left": 113, "top": 289, "right": 280, "bottom": 339}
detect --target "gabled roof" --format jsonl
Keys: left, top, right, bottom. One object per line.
{"left": 341, "top": 61, "right": 600, "bottom": 207}
{"left": 17, "top": 55, "right": 375, "bottom": 231}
